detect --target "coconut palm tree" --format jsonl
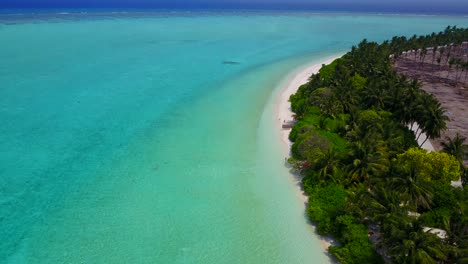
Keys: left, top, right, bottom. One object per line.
{"left": 437, "top": 47, "right": 446, "bottom": 77}
{"left": 398, "top": 79, "right": 423, "bottom": 128}
{"left": 347, "top": 136, "right": 389, "bottom": 186}
{"left": 442, "top": 133, "right": 468, "bottom": 186}
{"left": 446, "top": 45, "right": 453, "bottom": 67}
{"left": 431, "top": 46, "right": 438, "bottom": 70}
{"left": 312, "top": 148, "right": 343, "bottom": 183}
{"left": 418, "top": 99, "right": 449, "bottom": 147}
{"left": 420, "top": 47, "right": 428, "bottom": 68}
{"left": 334, "top": 83, "right": 359, "bottom": 114}
{"left": 447, "top": 212, "right": 468, "bottom": 262}
{"left": 388, "top": 221, "right": 451, "bottom": 264}
{"left": 392, "top": 164, "right": 433, "bottom": 210}
{"left": 359, "top": 185, "right": 406, "bottom": 224}
{"left": 441, "top": 133, "right": 468, "bottom": 163}
{"left": 320, "top": 95, "right": 343, "bottom": 120}
{"left": 363, "top": 83, "right": 386, "bottom": 109}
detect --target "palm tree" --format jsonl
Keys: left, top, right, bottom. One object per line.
{"left": 457, "top": 59, "right": 463, "bottom": 81}
{"left": 388, "top": 221, "right": 451, "bottom": 264}
{"left": 437, "top": 47, "right": 445, "bottom": 77}
{"left": 414, "top": 93, "right": 433, "bottom": 138}
{"left": 363, "top": 84, "right": 386, "bottom": 109}
{"left": 401, "top": 79, "right": 422, "bottom": 128}
{"left": 392, "top": 86, "right": 412, "bottom": 125}
{"left": 419, "top": 47, "right": 428, "bottom": 68}
{"left": 418, "top": 99, "right": 449, "bottom": 147}
{"left": 358, "top": 185, "right": 406, "bottom": 224}
{"left": 431, "top": 46, "right": 438, "bottom": 70}
{"left": 347, "top": 136, "right": 389, "bottom": 186}
{"left": 441, "top": 133, "right": 468, "bottom": 163}
{"left": 446, "top": 45, "right": 453, "bottom": 67}
{"left": 312, "top": 148, "right": 343, "bottom": 183}
{"left": 320, "top": 95, "right": 343, "bottom": 120}
{"left": 392, "top": 164, "right": 433, "bottom": 210}
{"left": 447, "top": 212, "right": 468, "bottom": 263}
{"left": 442, "top": 133, "right": 468, "bottom": 186}
{"left": 334, "top": 84, "right": 359, "bottom": 114}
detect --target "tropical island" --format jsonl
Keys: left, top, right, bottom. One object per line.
{"left": 287, "top": 26, "right": 468, "bottom": 263}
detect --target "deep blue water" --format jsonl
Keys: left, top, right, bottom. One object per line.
{"left": 1, "top": 2, "right": 468, "bottom": 15}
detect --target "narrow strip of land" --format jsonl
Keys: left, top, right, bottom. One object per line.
{"left": 275, "top": 55, "right": 342, "bottom": 251}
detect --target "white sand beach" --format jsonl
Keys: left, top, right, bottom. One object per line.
{"left": 273, "top": 55, "right": 463, "bottom": 253}
{"left": 274, "top": 56, "right": 341, "bottom": 250}
{"left": 276, "top": 57, "right": 340, "bottom": 154}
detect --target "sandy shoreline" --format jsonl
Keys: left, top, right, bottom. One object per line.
{"left": 276, "top": 56, "right": 341, "bottom": 154}
{"left": 273, "top": 55, "right": 461, "bottom": 255}
{"left": 274, "top": 55, "right": 341, "bottom": 251}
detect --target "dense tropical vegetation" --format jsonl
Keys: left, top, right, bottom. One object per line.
{"left": 288, "top": 26, "right": 468, "bottom": 263}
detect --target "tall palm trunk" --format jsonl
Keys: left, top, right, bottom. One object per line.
{"left": 464, "top": 63, "right": 468, "bottom": 82}
{"left": 419, "top": 135, "right": 430, "bottom": 148}
{"left": 416, "top": 129, "right": 426, "bottom": 141}
{"left": 431, "top": 47, "right": 437, "bottom": 71}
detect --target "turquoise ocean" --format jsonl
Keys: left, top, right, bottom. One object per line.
{"left": 1, "top": 11, "right": 467, "bottom": 263}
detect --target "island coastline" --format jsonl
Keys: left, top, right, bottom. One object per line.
{"left": 274, "top": 55, "right": 342, "bottom": 251}
{"left": 273, "top": 27, "right": 468, "bottom": 263}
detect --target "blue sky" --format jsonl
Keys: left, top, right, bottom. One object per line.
{"left": 1, "top": 0, "right": 467, "bottom": 14}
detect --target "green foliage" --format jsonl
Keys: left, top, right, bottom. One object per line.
{"left": 291, "top": 127, "right": 331, "bottom": 160}
{"left": 315, "top": 129, "right": 348, "bottom": 153}
{"left": 318, "top": 59, "right": 340, "bottom": 84}
{"left": 420, "top": 208, "right": 452, "bottom": 229}
{"left": 289, "top": 27, "right": 468, "bottom": 263}
{"left": 386, "top": 220, "right": 455, "bottom": 264}
{"left": 357, "top": 109, "right": 383, "bottom": 131}
{"left": 441, "top": 133, "right": 468, "bottom": 164}
{"left": 386, "top": 125, "right": 419, "bottom": 156}
{"left": 289, "top": 109, "right": 348, "bottom": 160}
{"left": 396, "top": 148, "right": 461, "bottom": 183}
{"left": 307, "top": 184, "right": 347, "bottom": 234}
{"left": 289, "top": 85, "right": 320, "bottom": 118}
{"left": 289, "top": 107, "right": 321, "bottom": 141}
{"left": 432, "top": 183, "right": 458, "bottom": 209}
{"left": 420, "top": 184, "right": 465, "bottom": 230}
{"left": 350, "top": 74, "right": 367, "bottom": 90}
{"left": 309, "top": 87, "right": 331, "bottom": 105}
{"left": 329, "top": 215, "right": 382, "bottom": 264}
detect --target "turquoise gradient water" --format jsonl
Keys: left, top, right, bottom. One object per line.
{"left": 1, "top": 11, "right": 467, "bottom": 263}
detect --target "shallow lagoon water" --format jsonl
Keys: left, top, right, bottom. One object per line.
{"left": 1, "top": 11, "right": 467, "bottom": 263}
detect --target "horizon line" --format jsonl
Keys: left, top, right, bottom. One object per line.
{"left": 0, "top": 7, "right": 468, "bottom": 16}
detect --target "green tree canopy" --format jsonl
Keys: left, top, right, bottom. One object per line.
{"left": 396, "top": 148, "right": 461, "bottom": 183}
